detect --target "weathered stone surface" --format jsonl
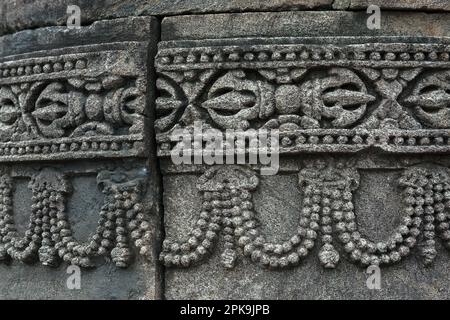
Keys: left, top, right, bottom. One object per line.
{"left": 161, "top": 11, "right": 450, "bottom": 41}
{"left": 1, "top": 0, "right": 450, "bottom": 37}
{"left": 156, "top": 13, "right": 450, "bottom": 155}
{"left": 162, "top": 157, "right": 450, "bottom": 299}
{"left": 157, "top": 11, "right": 450, "bottom": 299}
{"left": 340, "top": 0, "right": 450, "bottom": 11}
{"left": 0, "top": 16, "right": 158, "bottom": 57}
{"left": 0, "top": 17, "right": 161, "bottom": 299}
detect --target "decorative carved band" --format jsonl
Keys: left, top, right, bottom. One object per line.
{"left": 155, "top": 39, "right": 450, "bottom": 155}
{"left": 156, "top": 42, "right": 450, "bottom": 70}
{"left": 160, "top": 163, "right": 450, "bottom": 269}
{"left": 0, "top": 167, "right": 152, "bottom": 268}
{"left": 0, "top": 43, "right": 149, "bottom": 162}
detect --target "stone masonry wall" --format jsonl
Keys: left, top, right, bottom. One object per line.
{"left": 0, "top": 1, "right": 449, "bottom": 299}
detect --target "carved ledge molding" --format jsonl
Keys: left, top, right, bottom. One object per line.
{"left": 0, "top": 43, "right": 149, "bottom": 162}
{"left": 0, "top": 166, "right": 151, "bottom": 268}
{"left": 155, "top": 38, "right": 450, "bottom": 155}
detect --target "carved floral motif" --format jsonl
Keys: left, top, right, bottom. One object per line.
{"left": 0, "top": 47, "right": 148, "bottom": 161}
{"left": 0, "top": 76, "right": 145, "bottom": 141}
{"left": 156, "top": 41, "right": 450, "bottom": 154}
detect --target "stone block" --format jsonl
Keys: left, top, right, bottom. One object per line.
{"left": 157, "top": 11, "right": 450, "bottom": 299}
{"left": 0, "top": 17, "right": 161, "bottom": 300}
{"left": 2, "top": 1, "right": 449, "bottom": 37}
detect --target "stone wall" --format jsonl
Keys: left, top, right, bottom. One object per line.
{"left": 0, "top": 1, "right": 449, "bottom": 299}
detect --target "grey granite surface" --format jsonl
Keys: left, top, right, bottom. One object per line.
{"left": 0, "top": 2, "right": 450, "bottom": 300}
{"left": 1, "top": 1, "right": 449, "bottom": 36}
{"left": 0, "top": 17, "right": 161, "bottom": 299}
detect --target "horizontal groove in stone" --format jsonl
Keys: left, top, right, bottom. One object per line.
{"left": 161, "top": 11, "right": 450, "bottom": 41}
{"left": 1, "top": 0, "right": 450, "bottom": 37}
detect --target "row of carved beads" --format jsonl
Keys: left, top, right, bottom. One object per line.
{"left": 0, "top": 168, "right": 151, "bottom": 268}
{"left": 160, "top": 191, "right": 222, "bottom": 267}
{"left": 0, "top": 174, "right": 39, "bottom": 262}
{"left": 160, "top": 164, "right": 450, "bottom": 269}
{"left": 238, "top": 186, "right": 317, "bottom": 269}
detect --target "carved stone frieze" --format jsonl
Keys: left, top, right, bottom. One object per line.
{"left": 0, "top": 43, "right": 149, "bottom": 162}
{"left": 0, "top": 16, "right": 159, "bottom": 299}
{"left": 160, "top": 162, "right": 450, "bottom": 269}
{"left": 155, "top": 39, "right": 450, "bottom": 155}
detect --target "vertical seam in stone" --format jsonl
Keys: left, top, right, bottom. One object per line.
{"left": 149, "top": 16, "right": 166, "bottom": 300}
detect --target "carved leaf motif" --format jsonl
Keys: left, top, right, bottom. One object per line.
{"left": 155, "top": 77, "right": 186, "bottom": 132}
{"left": 0, "top": 87, "right": 21, "bottom": 141}
{"left": 299, "top": 68, "right": 375, "bottom": 128}
{"left": 33, "top": 82, "right": 85, "bottom": 138}
{"left": 202, "top": 71, "right": 274, "bottom": 130}
{"left": 404, "top": 71, "right": 450, "bottom": 128}
{"left": 98, "top": 84, "right": 145, "bottom": 134}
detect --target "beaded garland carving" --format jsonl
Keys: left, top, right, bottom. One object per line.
{"left": 157, "top": 37, "right": 450, "bottom": 269}
{"left": 160, "top": 162, "right": 450, "bottom": 269}
{"left": 0, "top": 167, "right": 152, "bottom": 268}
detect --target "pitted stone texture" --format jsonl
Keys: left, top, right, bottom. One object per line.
{"left": 0, "top": 16, "right": 157, "bottom": 58}
{"left": 2, "top": 1, "right": 450, "bottom": 36}
{"left": 161, "top": 11, "right": 450, "bottom": 41}
{"left": 162, "top": 157, "right": 450, "bottom": 299}
{"left": 159, "top": 10, "right": 450, "bottom": 300}
{"left": 0, "top": 17, "right": 158, "bottom": 162}
{"left": 0, "top": 16, "right": 161, "bottom": 299}
{"left": 339, "top": 0, "right": 450, "bottom": 11}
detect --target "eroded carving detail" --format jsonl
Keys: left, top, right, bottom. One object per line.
{"left": 0, "top": 167, "right": 151, "bottom": 268}
{"left": 0, "top": 44, "right": 148, "bottom": 161}
{"left": 404, "top": 70, "right": 450, "bottom": 128}
{"left": 160, "top": 163, "right": 450, "bottom": 269}
{"left": 156, "top": 41, "right": 450, "bottom": 155}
